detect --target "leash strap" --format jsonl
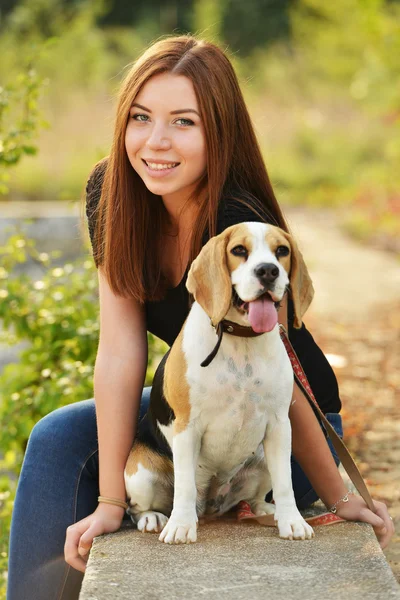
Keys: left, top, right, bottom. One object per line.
{"left": 237, "top": 500, "right": 345, "bottom": 527}
{"left": 278, "top": 324, "right": 375, "bottom": 513}
{"left": 200, "top": 323, "right": 224, "bottom": 367}
{"left": 238, "top": 324, "right": 375, "bottom": 527}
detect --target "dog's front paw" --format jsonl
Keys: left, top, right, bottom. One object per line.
{"left": 159, "top": 511, "right": 198, "bottom": 544}
{"left": 251, "top": 501, "right": 276, "bottom": 517}
{"left": 275, "top": 509, "right": 314, "bottom": 540}
{"left": 136, "top": 511, "right": 169, "bottom": 533}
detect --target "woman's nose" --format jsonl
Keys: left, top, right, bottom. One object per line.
{"left": 146, "top": 124, "right": 171, "bottom": 150}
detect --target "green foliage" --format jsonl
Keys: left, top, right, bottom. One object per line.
{"left": 0, "top": 235, "right": 97, "bottom": 470}
{"left": 0, "top": 229, "right": 167, "bottom": 593}
{"left": 222, "top": 0, "right": 293, "bottom": 56}
{"left": 288, "top": 0, "right": 400, "bottom": 112}
{"left": 193, "top": 0, "right": 226, "bottom": 41}
{"left": 239, "top": 0, "right": 400, "bottom": 248}
{"left": 0, "top": 57, "right": 48, "bottom": 194}
{"left": 1, "top": 0, "right": 296, "bottom": 52}
{"left": 0, "top": 230, "right": 167, "bottom": 472}
{"left": 0, "top": 0, "right": 144, "bottom": 94}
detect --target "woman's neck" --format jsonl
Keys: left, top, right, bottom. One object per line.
{"left": 162, "top": 188, "right": 205, "bottom": 237}
{"left": 162, "top": 209, "right": 197, "bottom": 237}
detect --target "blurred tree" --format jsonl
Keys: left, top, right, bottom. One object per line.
{"left": 2, "top": 0, "right": 400, "bottom": 37}
{"left": 96, "top": 0, "right": 294, "bottom": 52}
{"left": 0, "top": 48, "right": 48, "bottom": 193}
{"left": 0, "top": 0, "right": 295, "bottom": 53}
{"left": 97, "top": 0, "right": 193, "bottom": 31}
{"left": 0, "top": 0, "right": 15, "bottom": 21}
{"left": 0, "top": 0, "right": 105, "bottom": 38}
{"left": 193, "top": 0, "right": 226, "bottom": 41}
{"left": 222, "top": 0, "right": 295, "bottom": 56}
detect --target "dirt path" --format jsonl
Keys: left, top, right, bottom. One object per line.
{"left": 286, "top": 206, "right": 400, "bottom": 322}
{"left": 285, "top": 206, "right": 400, "bottom": 581}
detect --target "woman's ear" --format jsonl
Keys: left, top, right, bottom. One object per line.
{"left": 282, "top": 231, "right": 314, "bottom": 328}
{"left": 186, "top": 231, "right": 232, "bottom": 326}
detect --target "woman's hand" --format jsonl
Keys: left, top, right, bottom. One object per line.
{"left": 335, "top": 493, "right": 395, "bottom": 549}
{"left": 64, "top": 502, "right": 126, "bottom": 572}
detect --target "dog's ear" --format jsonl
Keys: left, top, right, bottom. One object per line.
{"left": 281, "top": 231, "right": 314, "bottom": 328}
{"left": 186, "top": 230, "right": 232, "bottom": 326}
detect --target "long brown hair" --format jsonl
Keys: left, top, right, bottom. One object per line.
{"left": 88, "top": 34, "right": 290, "bottom": 302}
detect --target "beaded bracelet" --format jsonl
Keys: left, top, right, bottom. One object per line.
{"left": 329, "top": 491, "right": 351, "bottom": 514}
{"left": 98, "top": 495, "right": 128, "bottom": 510}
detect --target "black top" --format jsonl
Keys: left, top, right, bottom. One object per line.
{"left": 86, "top": 161, "right": 341, "bottom": 414}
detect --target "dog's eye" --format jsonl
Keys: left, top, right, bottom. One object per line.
{"left": 276, "top": 246, "right": 289, "bottom": 258}
{"left": 231, "top": 245, "right": 248, "bottom": 258}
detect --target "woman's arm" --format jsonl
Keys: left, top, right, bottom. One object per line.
{"left": 95, "top": 266, "right": 148, "bottom": 500}
{"left": 277, "top": 294, "right": 394, "bottom": 548}
{"left": 94, "top": 349, "right": 147, "bottom": 500}
{"left": 65, "top": 354, "right": 147, "bottom": 573}
{"left": 64, "top": 267, "right": 148, "bottom": 572}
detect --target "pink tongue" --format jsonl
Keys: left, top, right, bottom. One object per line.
{"left": 247, "top": 295, "right": 278, "bottom": 333}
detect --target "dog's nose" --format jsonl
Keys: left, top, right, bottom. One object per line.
{"left": 254, "top": 263, "right": 279, "bottom": 284}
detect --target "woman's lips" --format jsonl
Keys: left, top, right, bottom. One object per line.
{"left": 142, "top": 159, "right": 180, "bottom": 178}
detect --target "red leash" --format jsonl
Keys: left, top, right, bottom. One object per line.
{"left": 237, "top": 500, "right": 344, "bottom": 527}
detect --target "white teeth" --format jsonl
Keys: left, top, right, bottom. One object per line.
{"left": 146, "top": 162, "right": 178, "bottom": 170}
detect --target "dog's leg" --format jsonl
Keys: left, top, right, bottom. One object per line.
{"left": 248, "top": 467, "right": 276, "bottom": 517}
{"left": 195, "top": 465, "right": 215, "bottom": 517}
{"left": 263, "top": 417, "right": 314, "bottom": 540}
{"left": 126, "top": 471, "right": 171, "bottom": 533}
{"left": 222, "top": 447, "right": 275, "bottom": 517}
{"left": 159, "top": 423, "right": 201, "bottom": 544}
{"left": 125, "top": 443, "right": 173, "bottom": 533}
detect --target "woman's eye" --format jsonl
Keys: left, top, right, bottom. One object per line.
{"left": 132, "top": 113, "right": 149, "bottom": 122}
{"left": 231, "top": 245, "right": 248, "bottom": 257}
{"left": 276, "top": 246, "right": 289, "bottom": 258}
{"left": 176, "top": 118, "right": 194, "bottom": 126}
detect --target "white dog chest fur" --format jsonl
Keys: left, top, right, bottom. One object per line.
{"left": 158, "top": 301, "right": 294, "bottom": 475}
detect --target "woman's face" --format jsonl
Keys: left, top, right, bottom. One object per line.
{"left": 125, "top": 72, "right": 207, "bottom": 204}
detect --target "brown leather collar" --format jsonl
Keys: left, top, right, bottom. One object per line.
{"left": 201, "top": 319, "right": 265, "bottom": 367}
{"left": 220, "top": 319, "right": 265, "bottom": 337}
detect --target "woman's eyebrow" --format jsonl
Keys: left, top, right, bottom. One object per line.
{"left": 132, "top": 103, "right": 200, "bottom": 116}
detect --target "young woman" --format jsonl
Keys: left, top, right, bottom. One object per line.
{"left": 7, "top": 34, "right": 393, "bottom": 600}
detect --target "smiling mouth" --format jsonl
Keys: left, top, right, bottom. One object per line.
{"left": 142, "top": 159, "right": 180, "bottom": 170}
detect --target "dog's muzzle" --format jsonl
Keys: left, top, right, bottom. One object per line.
{"left": 200, "top": 288, "right": 285, "bottom": 368}
{"left": 232, "top": 287, "right": 281, "bottom": 312}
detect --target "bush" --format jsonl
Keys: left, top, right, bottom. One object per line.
{"left": 0, "top": 228, "right": 167, "bottom": 595}
{"left": 0, "top": 53, "right": 49, "bottom": 195}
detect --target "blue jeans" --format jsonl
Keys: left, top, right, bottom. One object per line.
{"left": 7, "top": 388, "right": 343, "bottom": 600}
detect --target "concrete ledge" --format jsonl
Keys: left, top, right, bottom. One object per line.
{"left": 80, "top": 507, "right": 400, "bottom": 600}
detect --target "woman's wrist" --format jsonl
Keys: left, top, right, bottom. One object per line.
{"left": 332, "top": 492, "right": 368, "bottom": 522}
{"left": 98, "top": 495, "right": 128, "bottom": 510}
{"left": 96, "top": 501, "right": 126, "bottom": 518}
{"left": 326, "top": 490, "right": 352, "bottom": 513}
{"left": 319, "top": 480, "right": 349, "bottom": 510}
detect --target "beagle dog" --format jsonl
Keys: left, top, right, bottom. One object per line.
{"left": 124, "top": 222, "right": 315, "bottom": 544}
